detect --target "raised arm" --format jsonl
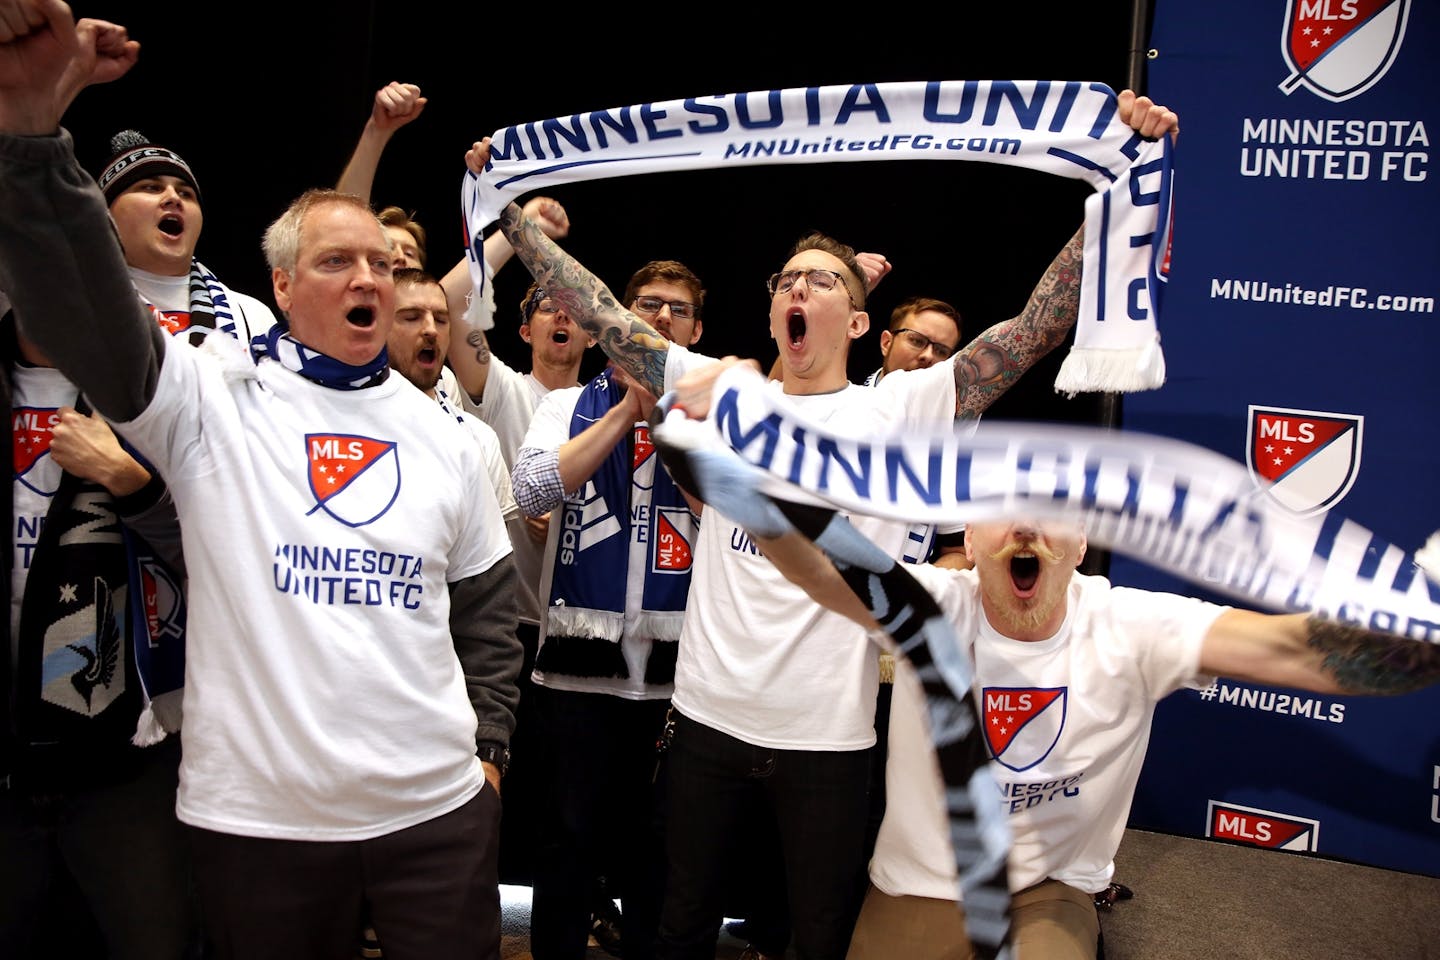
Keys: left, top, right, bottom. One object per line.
{"left": 336, "top": 81, "right": 426, "bottom": 202}
{"left": 949, "top": 90, "right": 1177, "bottom": 420}
{"left": 0, "top": 2, "right": 161, "bottom": 421}
{"left": 497, "top": 200, "right": 671, "bottom": 395}
{"left": 1200, "top": 610, "right": 1440, "bottom": 697}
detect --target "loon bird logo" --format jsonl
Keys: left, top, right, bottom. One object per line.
{"left": 41, "top": 575, "right": 125, "bottom": 717}
{"left": 1246, "top": 406, "right": 1363, "bottom": 516}
{"left": 1278, "top": 0, "right": 1411, "bottom": 103}
{"left": 305, "top": 433, "right": 401, "bottom": 528}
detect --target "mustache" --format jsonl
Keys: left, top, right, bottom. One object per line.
{"left": 987, "top": 537, "right": 1068, "bottom": 564}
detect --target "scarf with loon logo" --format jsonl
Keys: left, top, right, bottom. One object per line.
{"left": 540, "top": 369, "right": 694, "bottom": 683}
{"left": 463, "top": 80, "right": 1173, "bottom": 395}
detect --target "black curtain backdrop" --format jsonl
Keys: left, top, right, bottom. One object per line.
{"left": 66, "top": 2, "right": 1139, "bottom": 423}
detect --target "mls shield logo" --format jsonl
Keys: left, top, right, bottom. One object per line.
{"left": 652, "top": 507, "right": 694, "bottom": 573}
{"left": 1207, "top": 800, "right": 1320, "bottom": 851}
{"left": 982, "top": 686, "right": 1066, "bottom": 772}
{"left": 13, "top": 406, "right": 60, "bottom": 494}
{"left": 633, "top": 424, "right": 655, "bottom": 469}
{"left": 1278, "top": 0, "right": 1411, "bottom": 102}
{"left": 305, "top": 433, "right": 401, "bottom": 528}
{"left": 1247, "top": 406, "right": 1363, "bottom": 516}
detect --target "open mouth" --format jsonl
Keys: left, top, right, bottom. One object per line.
{"left": 158, "top": 215, "right": 183, "bottom": 237}
{"left": 346, "top": 306, "right": 375, "bottom": 328}
{"left": 552, "top": 330, "right": 570, "bottom": 344}
{"left": 786, "top": 308, "right": 807, "bottom": 347}
{"left": 1010, "top": 553, "right": 1040, "bottom": 593}
{"left": 417, "top": 346, "right": 438, "bottom": 364}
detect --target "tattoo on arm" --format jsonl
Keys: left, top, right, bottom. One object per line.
{"left": 952, "top": 226, "right": 1084, "bottom": 420}
{"left": 466, "top": 329, "right": 491, "bottom": 366}
{"left": 497, "top": 202, "right": 669, "bottom": 394}
{"left": 1306, "top": 615, "right": 1440, "bottom": 695}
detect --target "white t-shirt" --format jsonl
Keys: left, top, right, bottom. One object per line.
{"left": 870, "top": 566, "right": 1221, "bottom": 899}
{"left": 129, "top": 266, "right": 276, "bottom": 345}
{"left": 444, "top": 357, "right": 559, "bottom": 627}
{"left": 435, "top": 386, "right": 518, "bottom": 523}
{"left": 521, "top": 384, "right": 688, "bottom": 700}
{"left": 117, "top": 335, "right": 512, "bottom": 841}
{"left": 9, "top": 365, "right": 76, "bottom": 638}
{"left": 663, "top": 346, "right": 957, "bottom": 750}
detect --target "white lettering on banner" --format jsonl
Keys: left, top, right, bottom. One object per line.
{"left": 1194, "top": 680, "right": 1346, "bottom": 723}
{"left": 681, "top": 366, "right": 1440, "bottom": 643}
{"left": 1433, "top": 766, "right": 1440, "bottom": 825}
{"left": 1238, "top": 117, "right": 1428, "bottom": 182}
{"left": 1209, "top": 280, "right": 1436, "bottom": 316}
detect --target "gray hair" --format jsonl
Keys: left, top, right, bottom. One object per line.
{"left": 262, "top": 189, "right": 386, "bottom": 273}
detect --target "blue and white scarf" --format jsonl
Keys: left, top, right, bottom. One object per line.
{"left": 250, "top": 324, "right": 389, "bottom": 390}
{"left": 541, "top": 370, "right": 693, "bottom": 682}
{"left": 463, "top": 80, "right": 1174, "bottom": 394}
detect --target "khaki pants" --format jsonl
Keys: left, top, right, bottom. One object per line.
{"left": 845, "top": 879, "right": 1099, "bottom": 960}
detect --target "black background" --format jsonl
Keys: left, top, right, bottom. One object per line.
{"left": 65, "top": 1, "right": 1150, "bottom": 424}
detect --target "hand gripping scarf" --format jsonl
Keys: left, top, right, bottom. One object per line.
{"left": 540, "top": 369, "right": 694, "bottom": 684}
{"left": 463, "top": 80, "right": 1174, "bottom": 394}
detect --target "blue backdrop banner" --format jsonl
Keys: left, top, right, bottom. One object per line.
{"left": 1121, "top": 0, "right": 1440, "bottom": 877}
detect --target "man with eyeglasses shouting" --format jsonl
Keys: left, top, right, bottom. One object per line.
{"left": 494, "top": 89, "right": 1177, "bottom": 960}
{"left": 508, "top": 261, "right": 705, "bottom": 960}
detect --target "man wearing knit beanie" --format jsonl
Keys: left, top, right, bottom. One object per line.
{"left": 99, "top": 129, "right": 275, "bottom": 342}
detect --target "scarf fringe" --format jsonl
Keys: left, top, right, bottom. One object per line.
{"left": 1053, "top": 341, "right": 1167, "bottom": 397}
{"left": 130, "top": 689, "right": 183, "bottom": 747}
{"left": 546, "top": 605, "right": 625, "bottom": 642}
{"left": 631, "top": 611, "right": 685, "bottom": 643}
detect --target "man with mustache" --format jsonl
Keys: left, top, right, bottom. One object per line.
{"left": 744, "top": 512, "right": 1440, "bottom": 959}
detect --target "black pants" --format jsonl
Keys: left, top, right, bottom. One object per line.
{"left": 529, "top": 686, "right": 670, "bottom": 960}
{"left": 0, "top": 739, "right": 194, "bottom": 960}
{"left": 188, "top": 786, "right": 501, "bottom": 960}
{"left": 658, "top": 712, "right": 870, "bottom": 960}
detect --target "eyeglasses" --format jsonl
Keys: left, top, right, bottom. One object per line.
{"left": 766, "top": 268, "right": 856, "bottom": 305}
{"left": 892, "top": 328, "right": 957, "bottom": 359}
{"left": 632, "top": 295, "right": 698, "bottom": 321}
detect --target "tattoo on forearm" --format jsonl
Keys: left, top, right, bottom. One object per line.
{"left": 1306, "top": 615, "right": 1440, "bottom": 695}
{"left": 953, "top": 227, "right": 1084, "bottom": 420}
{"left": 498, "top": 202, "right": 668, "bottom": 392}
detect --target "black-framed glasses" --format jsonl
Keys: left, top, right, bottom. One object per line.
{"left": 766, "top": 268, "right": 855, "bottom": 304}
{"left": 892, "top": 328, "right": 956, "bottom": 359}
{"left": 632, "top": 295, "right": 698, "bottom": 321}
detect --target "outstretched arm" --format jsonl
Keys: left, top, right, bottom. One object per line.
{"left": 1201, "top": 611, "right": 1440, "bottom": 697}
{"left": 949, "top": 90, "right": 1177, "bottom": 421}
{"left": 497, "top": 200, "right": 671, "bottom": 395}
{"left": 336, "top": 81, "right": 426, "bottom": 202}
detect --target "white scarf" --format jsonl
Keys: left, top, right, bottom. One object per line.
{"left": 462, "top": 80, "right": 1175, "bottom": 393}
{"left": 659, "top": 364, "right": 1440, "bottom": 640}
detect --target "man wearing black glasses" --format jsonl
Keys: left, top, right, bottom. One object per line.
{"left": 509, "top": 260, "right": 706, "bottom": 960}
{"left": 866, "top": 296, "right": 963, "bottom": 386}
